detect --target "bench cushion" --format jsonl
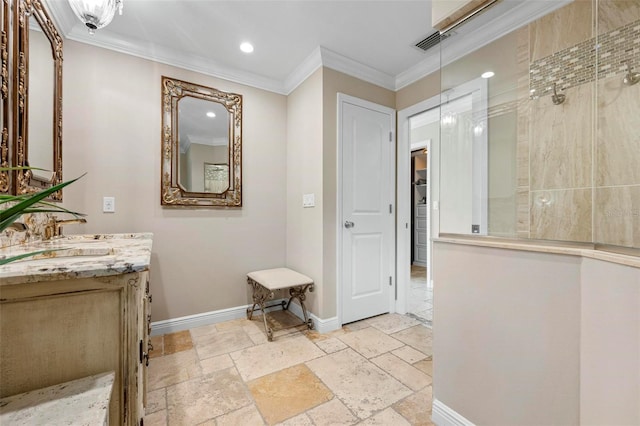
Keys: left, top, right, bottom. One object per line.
{"left": 247, "top": 268, "right": 313, "bottom": 291}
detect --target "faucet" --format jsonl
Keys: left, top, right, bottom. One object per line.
{"left": 6, "top": 222, "right": 27, "bottom": 231}
{"left": 623, "top": 62, "right": 639, "bottom": 86}
{"left": 44, "top": 217, "right": 87, "bottom": 240}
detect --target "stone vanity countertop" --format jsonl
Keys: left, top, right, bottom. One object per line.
{"left": 0, "top": 233, "right": 153, "bottom": 285}
{"left": 0, "top": 371, "right": 115, "bottom": 425}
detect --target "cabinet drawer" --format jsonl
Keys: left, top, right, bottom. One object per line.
{"left": 416, "top": 204, "right": 427, "bottom": 217}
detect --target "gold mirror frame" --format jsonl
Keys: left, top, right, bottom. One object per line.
{"left": 14, "top": 0, "right": 63, "bottom": 199}
{"left": 161, "top": 76, "right": 242, "bottom": 207}
{"left": 1, "top": 0, "right": 10, "bottom": 194}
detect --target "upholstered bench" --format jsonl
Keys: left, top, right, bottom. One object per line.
{"left": 246, "top": 268, "right": 314, "bottom": 341}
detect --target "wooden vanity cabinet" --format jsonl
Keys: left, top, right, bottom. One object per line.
{"left": 0, "top": 271, "right": 151, "bottom": 425}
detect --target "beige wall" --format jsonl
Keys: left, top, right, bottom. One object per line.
{"left": 433, "top": 242, "right": 582, "bottom": 425}
{"left": 433, "top": 241, "right": 640, "bottom": 425}
{"left": 321, "top": 68, "right": 395, "bottom": 318}
{"left": 286, "top": 68, "right": 324, "bottom": 315}
{"left": 62, "top": 41, "right": 288, "bottom": 321}
{"left": 396, "top": 72, "right": 440, "bottom": 112}
{"left": 580, "top": 258, "right": 640, "bottom": 425}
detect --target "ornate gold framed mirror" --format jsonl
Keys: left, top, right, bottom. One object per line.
{"left": 161, "top": 76, "right": 242, "bottom": 207}
{"left": 1, "top": 0, "right": 10, "bottom": 195}
{"left": 14, "top": 0, "right": 63, "bottom": 199}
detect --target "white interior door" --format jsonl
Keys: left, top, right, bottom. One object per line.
{"left": 339, "top": 94, "right": 395, "bottom": 324}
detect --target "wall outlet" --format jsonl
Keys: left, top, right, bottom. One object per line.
{"left": 103, "top": 196, "right": 115, "bottom": 213}
{"left": 303, "top": 193, "right": 315, "bottom": 208}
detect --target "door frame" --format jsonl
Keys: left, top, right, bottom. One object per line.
{"left": 396, "top": 95, "right": 440, "bottom": 314}
{"left": 336, "top": 93, "right": 396, "bottom": 326}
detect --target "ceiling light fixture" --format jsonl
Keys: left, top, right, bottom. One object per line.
{"left": 68, "top": 0, "right": 123, "bottom": 35}
{"left": 481, "top": 71, "right": 495, "bottom": 79}
{"left": 441, "top": 111, "right": 457, "bottom": 127}
{"left": 240, "top": 42, "right": 254, "bottom": 53}
{"left": 206, "top": 111, "right": 216, "bottom": 118}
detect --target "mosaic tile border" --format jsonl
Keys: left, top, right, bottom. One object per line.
{"left": 529, "top": 19, "right": 640, "bottom": 97}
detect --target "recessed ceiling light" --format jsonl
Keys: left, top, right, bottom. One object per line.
{"left": 206, "top": 111, "right": 216, "bottom": 118}
{"left": 481, "top": 71, "right": 495, "bottom": 79}
{"left": 240, "top": 42, "right": 254, "bottom": 53}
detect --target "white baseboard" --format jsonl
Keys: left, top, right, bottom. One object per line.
{"left": 151, "top": 300, "right": 340, "bottom": 336}
{"left": 150, "top": 305, "right": 249, "bottom": 336}
{"left": 432, "top": 399, "right": 475, "bottom": 426}
{"left": 285, "top": 301, "right": 341, "bottom": 334}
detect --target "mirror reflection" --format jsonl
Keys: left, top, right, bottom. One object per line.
{"left": 161, "top": 76, "right": 242, "bottom": 207}
{"left": 178, "top": 97, "right": 229, "bottom": 194}
{"left": 27, "top": 18, "right": 54, "bottom": 183}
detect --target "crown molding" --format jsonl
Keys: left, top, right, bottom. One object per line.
{"left": 395, "top": 53, "right": 441, "bottom": 91}
{"left": 45, "top": 0, "right": 287, "bottom": 94}
{"left": 319, "top": 46, "right": 396, "bottom": 91}
{"left": 283, "top": 47, "right": 323, "bottom": 94}
{"left": 65, "top": 26, "right": 287, "bottom": 94}
{"left": 47, "top": 0, "right": 572, "bottom": 96}
{"left": 283, "top": 46, "right": 397, "bottom": 94}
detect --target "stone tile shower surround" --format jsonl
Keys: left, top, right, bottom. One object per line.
{"left": 515, "top": 1, "right": 640, "bottom": 248}
{"left": 529, "top": 19, "right": 640, "bottom": 97}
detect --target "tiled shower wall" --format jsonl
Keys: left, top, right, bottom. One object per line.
{"left": 517, "top": 0, "right": 640, "bottom": 248}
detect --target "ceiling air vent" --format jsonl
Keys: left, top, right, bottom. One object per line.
{"left": 414, "top": 31, "right": 451, "bottom": 52}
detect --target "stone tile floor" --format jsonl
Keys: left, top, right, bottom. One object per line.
{"left": 145, "top": 311, "right": 434, "bottom": 425}
{"left": 408, "top": 266, "right": 433, "bottom": 326}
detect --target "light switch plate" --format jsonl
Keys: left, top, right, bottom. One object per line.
{"left": 103, "top": 196, "right": 115, "bottom": 213}
{"left": 303, "top": 193, "right": 315, "bottom": 208}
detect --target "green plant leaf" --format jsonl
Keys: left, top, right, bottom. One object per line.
{"left": 0, "top": 173, "right": 86, "bottom": 232}
{"left": 0, "top": 249, "right": 57, "bottom": 266}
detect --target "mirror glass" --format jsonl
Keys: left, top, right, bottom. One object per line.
{"left": 27, "top": 17, "right": 54, "bottom": 182}
{"left": 161, "top": 76, "right": 242, "bottom": 207}
{"left": 14, "top": 0, "right": 62, "bottom": 199}
{"left": 177, "top": 97, "right": 229, "bottom": 194}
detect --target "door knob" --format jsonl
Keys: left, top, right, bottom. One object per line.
{"left": 344, "top": 221, "right": 355, "bottom": 229}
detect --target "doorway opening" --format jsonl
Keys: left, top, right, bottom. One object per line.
{"left": 396, "top": 78, "right": 488, "bottom": 326}
{"left": 407, "top": 109, "right": 438, "bottom": 325}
